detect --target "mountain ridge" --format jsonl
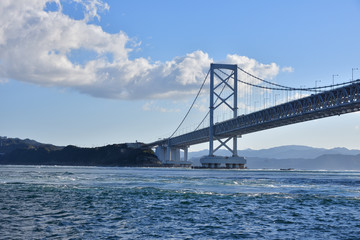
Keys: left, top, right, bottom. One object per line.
{"left": 187, "top": 145, "right": 360, "bottom": 160}
{"left": 188, "top": 145, "right": 360, "bottom": 170}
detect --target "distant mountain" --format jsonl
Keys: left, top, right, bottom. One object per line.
{"left": 0, "top": 136, "right": 160, "bottom": 167}
{"left": 0, "top": 137, "right": 62, "bottom": 154}
{"left": 238, "top": 145, "right": 360, "bottom": 159}
{"left": 245, "top": 154, "right": 360, "bottom": 170}
{"left": 188, "top": 145, "right": 360, "bottom": 160}
{"left": 188, "top": 145, "right": 360, "bottom": 170}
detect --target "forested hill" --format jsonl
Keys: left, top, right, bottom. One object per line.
{"left": 0, "top": 137, "right": 62, "bottom": 154}
{"left": 0, "top": 137, "right": 161, "bottom": 167}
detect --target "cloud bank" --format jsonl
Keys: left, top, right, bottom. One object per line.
{"left": 0, "top": 0, "right": 283, "bottom": 100}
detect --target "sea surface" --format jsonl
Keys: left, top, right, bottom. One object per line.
{"left": 0, "top": 166, "right": 360, "bottom": 239}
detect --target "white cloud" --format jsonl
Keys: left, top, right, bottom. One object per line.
{"left": 142, "top": 101, "right": 180, "bottom": 113}
{"left": 226, "top": 54, "right": 280, "bottom": 80}
{"left": 0, "top": 0, "right": 288, "bottom": 100}
{"left": 282, "top": 66, "right": 294, "bottom": 73}
{"left": 193, "top": 103, "right": 208, "bottom": 113}
{"left": 73, "top": 0, "right": 110, "bottom": 22}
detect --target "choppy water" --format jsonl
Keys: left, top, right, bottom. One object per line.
{"left": 1, "top": 166, "right": 360, "bottom": 239}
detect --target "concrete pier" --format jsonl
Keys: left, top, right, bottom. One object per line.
{"left": 155, "top": 145, "right": 192, "bottom": 167}
{"left": 200, "top": 155, "right": 246, "bottom": 169}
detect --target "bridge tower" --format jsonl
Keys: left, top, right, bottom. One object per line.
{"left": 200, "top": 63, "right": 246, "bottom": 168}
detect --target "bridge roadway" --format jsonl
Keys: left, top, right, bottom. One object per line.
{"left": 148, "top": 81, "right": 360, "bottom": 148}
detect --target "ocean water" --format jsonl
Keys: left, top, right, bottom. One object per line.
{"left": 0, "top": 166, "right": 360, "bottom": 239}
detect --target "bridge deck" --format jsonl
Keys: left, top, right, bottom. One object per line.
{"left": 148, "top": 81, "right": 360, "bottom": 148}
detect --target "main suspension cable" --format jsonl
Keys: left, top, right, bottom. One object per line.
{"left": 168, "top": 70, "right": 210, "bottom": 139}
{"left": 238, "top": 66, "right": 360, "bottom": 91}
{"left": 238, "top": 66, "right": 295, "bottom": 90}
{"left": 237, "top": 79, "right": 317, "bottom": 92}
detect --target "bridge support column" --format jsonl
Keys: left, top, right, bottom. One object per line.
{"left": 170, "top": 148, "right": 180, "bottom": 162}
{"left": 183, "top": 146, "right": 188, "bottom": 162}
{"left": 233, "top": 136, "right": 238, "bottom": 157}
{"left": 155, "top": 145, "right": 191, "bottom": 167}
{"left": 155, "top": 146, "right": 166, "bottom": 163}
{"left": 166, "top": 146, "right": 171, "bottom": 161}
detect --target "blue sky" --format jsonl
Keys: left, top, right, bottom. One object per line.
{"left": 0, "top": 0, "right": 359, "bottom": 151}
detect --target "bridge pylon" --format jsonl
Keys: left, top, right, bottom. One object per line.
{"left": 200, "top": 63, "right": 246, "bottom": 169}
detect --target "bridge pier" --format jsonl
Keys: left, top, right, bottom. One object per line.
{"left": 155, "top": 145, "right": 191, "bottom": 167}
{"left": 200, "top": 156, "right": 246, "bottom": 169}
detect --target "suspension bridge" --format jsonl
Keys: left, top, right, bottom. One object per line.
{"left": 146, "top": 63, "right": 360, "bottom": 168}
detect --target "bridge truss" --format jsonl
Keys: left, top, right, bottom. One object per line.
{"left": 164, "top": 80, "right": 360, "bottom": 147}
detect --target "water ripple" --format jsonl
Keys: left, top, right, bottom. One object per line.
{"left": 0, "top": 166, "right": 359, "bottom": 239}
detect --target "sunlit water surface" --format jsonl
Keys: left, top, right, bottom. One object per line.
{"left": 1, "top": 166, "right": 360, "bottom": 239}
